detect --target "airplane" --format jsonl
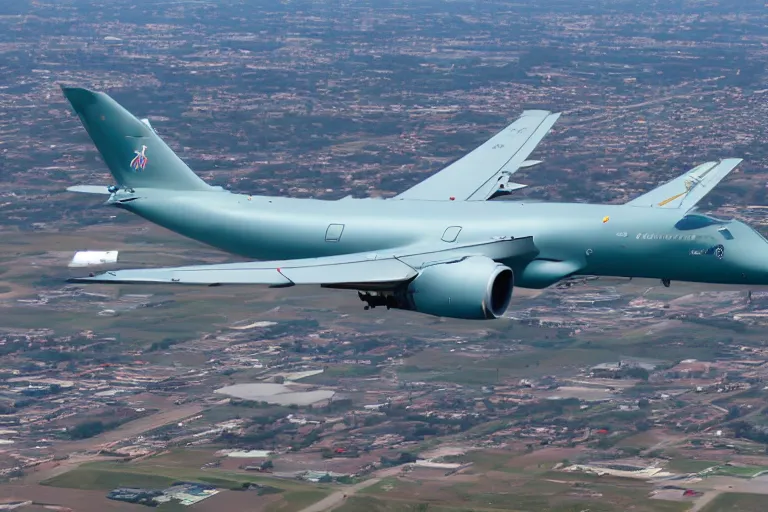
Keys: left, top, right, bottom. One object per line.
{"left": 61, "top": 86, "right": 767, "bottom": 321}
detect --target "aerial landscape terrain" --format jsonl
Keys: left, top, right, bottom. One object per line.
{"left": 4, "top": 0, "right": 768, "bottom": 511}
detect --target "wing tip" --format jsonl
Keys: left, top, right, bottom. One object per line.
{"left": 521, "top": 109, "right": 558, "bottom": 117}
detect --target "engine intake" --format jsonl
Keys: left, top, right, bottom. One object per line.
{"left": 358, "top": 256, "right": 513, "bottom": 320}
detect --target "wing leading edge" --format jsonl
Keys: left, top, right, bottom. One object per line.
{"left": 394, "top": 110, "right": 561, "bottom": 202}
{"left": 626, "top": 158, "right": 743, "bottom": 212}
{"left": 68, "top": 237, "right": 538, "bottom": 289}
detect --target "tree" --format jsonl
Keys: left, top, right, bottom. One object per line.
{"left": 635, "top": 420, "right": 652, "bottom": 432}
{"left": 69, "top": 420, "right": 110, "bottom": 440}
{"left": 626, "top": 367, "right": 650, "bottom": 381}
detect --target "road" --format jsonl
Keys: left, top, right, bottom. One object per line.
{"left": 296, "top": 466, "right": 404, "bottom": 512}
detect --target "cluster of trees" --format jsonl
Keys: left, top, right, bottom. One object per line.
{"left": 146, "top": 338, "right": 184, "bottom": 352}
{"left": 68, "top": 420, "right": 120, "bottom": 440}
{"left": 380, "top": 452, "right": 418, "bottom": 468}
{"left": 321, "top": 447, "right": 360, "bottom": 459}
{"left": 731, "top": 421, "right": 768, "bottom": 443}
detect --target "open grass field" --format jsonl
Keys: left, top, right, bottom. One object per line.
{"left": 0, "top": 483, "right": 142, "bottom": 512}
{"left": 336, "top": 496, "right": 488, "bottom": 512}
{"left": 666, "top": 458, "right": 721, "bottom": 473}
{"left": 400, "top": 346, "right": 618, "bottom": 385}
{"left": 41, "top": 468, "right": 177, "bottom": 490}
{"left": 358, "top": 448, "right": 689, "bottom": 512}
{"left": 700, "top": 492, "right": 768, "bottom": 512}
{"left": 41, "top": 458, "right": 333, "bottom": 512}
{"left": 356, "top": 472, "right": 689, "bottom": 512}
{"left": 42, "top": 459, "right": 326, "bottom": 493}
{"left": 35, "top": 446, "right": 701, "bottom": 512}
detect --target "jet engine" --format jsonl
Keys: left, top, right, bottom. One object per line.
{"left": 357, "top": 256, "right": 514, "bottom": 320}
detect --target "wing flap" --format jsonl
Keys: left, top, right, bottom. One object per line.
{"left": 394, "top": 111, "right": 560, "bottom": 202}
{"left": 69, "top": 254, "right": 418, "bottom": 286}
{"left": 626, "top": 158, "right": 742, "bottom": 211}
{"left": 68, "top": 238, "right": 538, "bottom": 287}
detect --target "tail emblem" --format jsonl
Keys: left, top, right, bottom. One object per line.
{"left": 130, "top": 145, "right": 149, "bottom": 172}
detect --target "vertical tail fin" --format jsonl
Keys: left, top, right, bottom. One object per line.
{"left": 61, "top": 86, "right": 213, "bottom": 191}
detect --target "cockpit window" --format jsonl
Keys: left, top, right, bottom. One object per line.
{"left": 674, "top": 214, "right": 729, "bottom": 231}
{"left": 718, "top": 227, "right": 734, "bottom": 240}
{"left": 748, "top": 225, "right": 768, "bottom": 243}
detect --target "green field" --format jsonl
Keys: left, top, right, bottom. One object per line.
{"left": 666, "top": 458, "right": 720, "bottom": 473}
{"left": 357, "top": 475, "right": 689, "bottom": 512}
{"left": 334, "top": 496, "right": 494, "bottom": 512}
{"left": 400, "top": 347, "right": 618, "bottom": 385}
{"left": 710, "top": 465, "right": 768, "bottom": 478}
{"left": 336, "top": 497, "right": 464, "bottom": 512}
{"left": 42, "top": 469, "right": 177, "bottom": 490}
{"left": 302, "top": 364, "right": 382, "bottom": 384}
{"left": 43, "top": 460, "right": 325, "bottom": 491}
{"left": 42, "top": 461, "right": 333, "bottom": 512}
{"left": 701, "top": 493, "right": 768, "bottom": 512}
{"left": 265, "top": 490, "right": 331, "bottom": 512}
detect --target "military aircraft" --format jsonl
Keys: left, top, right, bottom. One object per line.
{"left": 62, "top": 86, "right": 765, "bottom": 320}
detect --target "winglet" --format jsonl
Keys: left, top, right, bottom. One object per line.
{"left": 626, "top": 158, "right": 743, "bottom": 211}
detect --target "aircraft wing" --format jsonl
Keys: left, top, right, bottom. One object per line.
{"left": 393, "top": 110, "right": 561, "bottom": 202}
{"left": 625, "top": 158, "right": 743, "bottom": 211}
{"left": 68, "top": 237, "right": 537, "bottom": 289}
{"left": 67, "top": 185, "right": 112, "bottom": 195}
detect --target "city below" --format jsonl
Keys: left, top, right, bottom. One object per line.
{"left": 2, "top": 1, "right": 768, "bottom": 511}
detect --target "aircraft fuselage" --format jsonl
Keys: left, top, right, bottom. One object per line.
{"left": 113, "top": 188, "right": 768, "bottom": 289}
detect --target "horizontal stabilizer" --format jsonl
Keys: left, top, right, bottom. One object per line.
{"left": 626, "top": 158, "right": 743, "bottom": 212}
{"left": 67, "top": 185, "right": 112, "bottom": 195}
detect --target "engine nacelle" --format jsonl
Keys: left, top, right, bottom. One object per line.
{"left": 406, "top": 256, "right": 514, "bottom": 319}
{"left": 356, "top": 256, "right": 514, "bottom": 320}
{"left": 403, "top": 256, "right": 513, "bottom": 320}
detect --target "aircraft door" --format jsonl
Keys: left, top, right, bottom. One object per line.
{"left": 325, "top": 224, "right": 345, "bottom": 242}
